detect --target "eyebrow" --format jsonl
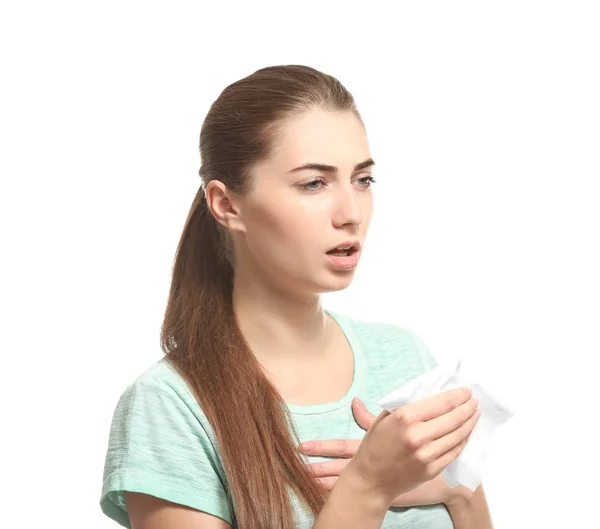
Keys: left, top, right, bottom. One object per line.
{"left": 287, "top": 158, "right": 376, "bottom": 174}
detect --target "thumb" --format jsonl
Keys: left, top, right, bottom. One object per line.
{"left": 352, "top": 398, "right": 377, "bottom": 429}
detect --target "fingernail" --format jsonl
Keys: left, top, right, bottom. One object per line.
{"left": 300, "top": 442, "right": 314, "bottom": 452}
{"left": 353, "top": 397, "right": 363, "bottom": 408}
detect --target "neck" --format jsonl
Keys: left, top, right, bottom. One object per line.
{"left": 231, "top": 271, "right": 334, "bottom": 364}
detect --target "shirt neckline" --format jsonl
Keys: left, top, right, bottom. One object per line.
{"left": 285, "top": 308, "right": 366, "bottom": 416}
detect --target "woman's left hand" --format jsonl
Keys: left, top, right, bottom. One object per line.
{"left": 299, "top": 398, "right": 473, "bottom": 508}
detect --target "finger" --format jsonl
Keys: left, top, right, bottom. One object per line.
{"left": 306, "top": 458, "right": 348, "bottom": 477}
{"left": 352, "top": 398, "right": 377, "bottom": 428}
{"left": 316, "top": 476, "right": 338, "bottom": 491}
{"left": 428, "top": 429, "right": 475, "bottom": 477}
{"left": 367, "top": 408, "right": 391, "bottom": 429}
{"left": 417, "top": 397, "right": 479, "bottom": 444}
{"left": 300, "top": 438, "right": 361, "bottom": 457}
{"left": 399, "top": 387, "right": 472, "bottom": 423}
{"left": 419, "top": 408, "right": 481, "bottom": 463}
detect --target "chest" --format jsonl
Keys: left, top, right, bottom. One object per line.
{"left": 269, "top": 335, "right": 355, "bottom": 407}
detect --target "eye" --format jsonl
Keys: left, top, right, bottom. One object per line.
{"left": 299, "top": 178, "right": 327, "bottom": 191}
{"left": 299, "top": 175, "right": 377, "bottom": 192}
{"left": 359, "top": 175, "right": 377, "bottom": 188}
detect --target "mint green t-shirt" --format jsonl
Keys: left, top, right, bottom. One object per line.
{"left": 100, "top": 309, "right": 454, "bottom": 528}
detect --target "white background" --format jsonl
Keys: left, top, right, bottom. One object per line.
{"left": 1, "top": 1, "right": 598, "bottom": 528}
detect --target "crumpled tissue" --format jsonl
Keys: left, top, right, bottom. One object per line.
{"left": 376, "top": 359, "right": 515, "bottom": 492}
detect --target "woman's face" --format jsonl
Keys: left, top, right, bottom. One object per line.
{"left": 228, "top": 108, "right": 375, "bottom": 296}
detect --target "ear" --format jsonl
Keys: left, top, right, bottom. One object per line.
{"left": 205, "top": 181, "right": 246, "bottom": 233}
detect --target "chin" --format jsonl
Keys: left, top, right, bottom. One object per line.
{"left": 321, "top": 271, "right": 356, "bottom": 289}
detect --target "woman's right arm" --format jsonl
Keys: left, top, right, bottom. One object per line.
{"left": 125, "top": 491, "right": 234, "bottom": 529}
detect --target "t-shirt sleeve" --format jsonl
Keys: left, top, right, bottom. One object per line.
{"left": 99, "top": 375, "right": 234, "bottom": 528}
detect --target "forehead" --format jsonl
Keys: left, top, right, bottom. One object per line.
{"left": 269, "top": 108, "right": 370, "bottom": 169}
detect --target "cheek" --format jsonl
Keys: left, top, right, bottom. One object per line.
{"left": 253, "top": 207, "right": 291, "bottom": 244}
{"left": 245, "top": 208, "right": 304, "bottom": 263}
{"left": 250, "top": 204, "right": 319, "bottom": 250}
{"left": 243, "top": 196, "right": 331, "bottom": 273}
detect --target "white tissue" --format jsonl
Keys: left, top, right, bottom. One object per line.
{"left": 376, "top": 359, "right": 515, "bottom": 492}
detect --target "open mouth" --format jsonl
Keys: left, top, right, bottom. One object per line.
{"left": 326, "top": 247, "right": 357, "bottom": 257}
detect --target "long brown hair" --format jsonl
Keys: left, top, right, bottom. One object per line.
{"left": 160, "top": 65, "right": 363, "bottom": 528}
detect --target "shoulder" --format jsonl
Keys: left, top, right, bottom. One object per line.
{"left": 330, "top": 309, "right": 438, "bottom": 372}
{"left": 101, "top": 357, "right": 234, "bottom": 527}
{"left": 117, "top": 357, "right": 201, "bottom": 411}
{"left": 125, "top": 355, "right": 188, "bottom": 390}
{"left": 108, "top": 356, "right": 218, "bottom": 446}
{"left": 349, "top": 314, "right": 417, "bottom": 344}
{"left": 332, "top": 309, "right": 425, "bottom": 350}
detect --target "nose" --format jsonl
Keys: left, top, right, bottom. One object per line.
{"left": 332, "top": 185, "right": 365, "bottom": 228}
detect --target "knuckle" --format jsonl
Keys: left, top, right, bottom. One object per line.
{"left": 461, "top": 488, "right": 474, "bottom": 502}
{"left": 393, "top": 409, "right": 410, "bottom": 425}
{"left": 448, "top": 431, "right": 464, "bottom": 451}
{"left": 455, "top": 424, "right": 469, "bottom": 443}
{"left": 468, "top": 413, "right": 479, "bottom": 429}
{"left": 414, "top": 447, "right": 430, "bottom": 465}
{"left": 462, "top": 406, "right": 474, "bottom": 423}
{"left": 321, "top": 476, "right": 334, "bottom": 488}
{"left": 334, "top": 440, "right": 348, "bottom": 456}
{"left": 405, "top": 428, "right": 423, "bottom": 449}
{"left": 422, "top": 462, "right": 437, "bottom": 480}
{"left": 403, "top": 433, "right": 417, "bottom": 449}
{"left": 444, "top": 394, "right": 457, "bottom": 409}
{"left": 465, "top": 408, "right": 479, "bottom": 426}
{"left": 307, "top": 463, "right": 320, "bottom": 476}
{"left": 446, "top": 388, "right": 470, "bottom": 408}
{"left": 460, "top": 388, "right": 472, "bottom": 401}
{"left": 455, "top": 436, "right": 467, "bottom": 451}
{"left": 403, "top": 409, "right": 416, "bottom": 424}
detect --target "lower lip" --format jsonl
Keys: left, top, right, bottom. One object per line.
{"left": 326, "top": 249, "right": 360, "bottom": 270}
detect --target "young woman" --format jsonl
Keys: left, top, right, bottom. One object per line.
{"left": 100, "top": 65, "right": 491, "bottom": 529}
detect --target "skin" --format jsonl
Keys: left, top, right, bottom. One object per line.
{"left": 301, "top": 397, "right": 479, "bottom": 507}
{"left": 204, "top": 107, "right": 482, "bottom": 509}
{"left": 205, "top": 107, "right": 374, "bottom": 365}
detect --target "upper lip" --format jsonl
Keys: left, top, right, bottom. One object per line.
{"left": 327, "top": 240, "right": 361, "bottom": 252}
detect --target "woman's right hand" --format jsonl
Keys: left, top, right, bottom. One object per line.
{"left": 344, "top": 387, "right": 480, "bottom": 507}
